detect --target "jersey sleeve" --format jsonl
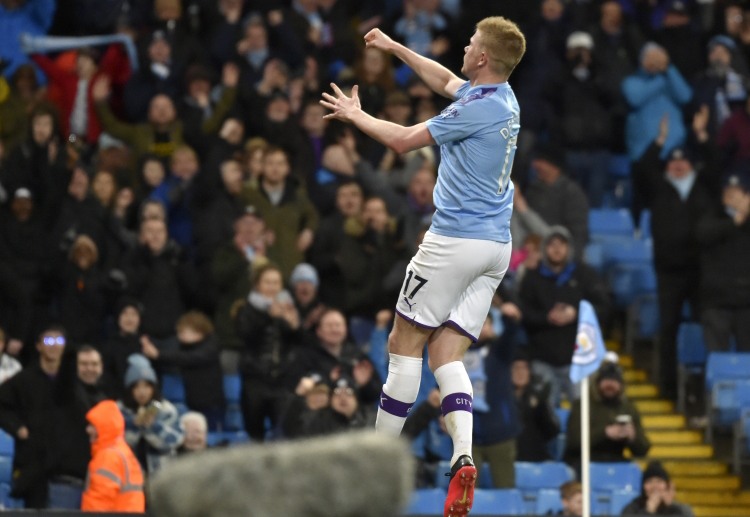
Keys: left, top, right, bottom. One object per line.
{"left": 426, "top": 84, "right": 497, "bottom": 145}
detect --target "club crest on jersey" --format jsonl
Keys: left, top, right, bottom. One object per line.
{"left": 439, "top": 106, "right": 459, "bottom": 119}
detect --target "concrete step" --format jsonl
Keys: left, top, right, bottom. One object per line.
{"left": 642, "top": 414, "right": 687, "bottom": 430}
{"left": 635, "top": 399, "right": 675, "bottom": 414}
{"left": 646, "top": 430, "right": 703, "bottom": 445}
{"left": 693, "top": 505, "right": 750, "bottom": 516}
{"left": 643, "top": 444, "right": 714, "bottom": 459}
{"left": 677, "top": 491, "right": 750, "bottom": 506}
{"left": 635, "top": 460, "right": 728, "bottom": 476}
{"left": 620, "top": 355, "right": 634, "bottom": 368}
{"left": 672, "top": 475, "right": 741, "bottom": 491}
{"left": 626, "top": 383, "right": 660, "bottom": 398}
{"left": 623, "top": 369, "right": 648, "bottom": 383}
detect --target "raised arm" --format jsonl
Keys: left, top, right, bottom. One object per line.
{"left": 321, "top": 84, "right": 434, "bottom": 154}
{"left": 364, "top": 29, "right": 464, "bottom": 100}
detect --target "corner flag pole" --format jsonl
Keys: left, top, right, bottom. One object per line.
{"left": 581, "top": 375, "right": 591, "bottom": 517}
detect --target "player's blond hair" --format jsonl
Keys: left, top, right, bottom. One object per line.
{"left": 475, "top": 17, "right": 526, "bottom": 77}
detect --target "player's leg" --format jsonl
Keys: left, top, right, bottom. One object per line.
{"left": 375, "top": 317, "right": 431, "bottom": 436}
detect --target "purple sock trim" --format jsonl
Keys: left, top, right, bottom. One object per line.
{"left": 379, "top": 391, "right": 414, "bottom": 418}
{"left": 441, "top": 392, "right": 473, "bottom": 415}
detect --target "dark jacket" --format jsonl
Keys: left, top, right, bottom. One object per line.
{"left": 211, "top": 242, "right": 252, "bottom": 351}
{"left": 515, "top": 377, "right": 560, "bottom": 462}
{"left": 621, "top": 495, "right": 694, "bottom": 515}
{"left": 696, "top": 208, "right": 750, "bottom": 309}
{"left": 157, "top": 334, "right": 224, "bottom": 412}
{"left": 100, "top": 332, "right": 141, "bottom": 398}
{"left": 633, "top": 142, "right": 717, "bottom": 273}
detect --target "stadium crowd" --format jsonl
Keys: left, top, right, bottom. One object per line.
{"left": 0, "top": 0, "right": 749, "bottom": 512}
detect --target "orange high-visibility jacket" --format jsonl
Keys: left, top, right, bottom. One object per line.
{"left": 81, "top": 400, "right": 146, "bottom": 512}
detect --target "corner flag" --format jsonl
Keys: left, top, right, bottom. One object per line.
{"left": 569, "top": 300, "right": 606, "bottom": 383}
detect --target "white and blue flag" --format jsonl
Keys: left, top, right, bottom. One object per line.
{"left": 569, "top": 300, "right": 606, "bottom": 383}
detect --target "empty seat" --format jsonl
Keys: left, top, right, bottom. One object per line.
{"left": 705, "top": 353, "right": 750, "bottom": 392}
{"left": 515, "top": 462, "right": 573, "bottom": 491}
{"left": 403, "top": 488, "right": 445, "bottom": 515}
{"left": 535, "top": 488, "right": 563, "bottom": 515}
{"left": 589, "top": 462, "right": 642, "bottom": 493}
{"left": 471, "top": 489, "right": 525, "bottom": 516}
{"left": 224, "top": 405, "right": 244, "bottom": 432}
{"left": 223, "top": 374, "right": 242, "bottom": 404}
{"left": 677, "top": 323, "right": 707, "bottom": 413}
{"left": 711, "top": 379, "right": 750, "bottom": 427}
{"left": 161, "top": 373, "right": 186, "bottom": 403}
{"left": 589, "top": 208, "right": 635, "bottom": 238}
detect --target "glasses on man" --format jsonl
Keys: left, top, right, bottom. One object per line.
{"left": 42, "top": 336, "right": 66, "bottom": 347}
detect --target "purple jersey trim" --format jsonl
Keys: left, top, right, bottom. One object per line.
{"left": 441, "top": 392, "right": 474, "bottom": 415}
{"left": 379, "top": 391, "right": 414, "bottom": 418}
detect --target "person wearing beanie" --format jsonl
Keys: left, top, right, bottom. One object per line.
{"left": 620, "top": 460, "right": 694, "bottom": 515}
{"left": 524, "top": 144, "right": 590, "bottom": 254}
{"left": 564, "top": 360, "right": 650, "bottom": 475}
{"left": 117, "top": 354, "right": 183, "bottom": 475}
{"left": 303, "top": 376, "right": 368, "bottom": 436}
{"left": 518, "top": 225, "right": 610, "bottom": 406}
{"left": 289, "top": 262, "right": 327, "bottom": 337}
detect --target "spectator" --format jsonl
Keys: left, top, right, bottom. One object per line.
{"left": 289, "top": 262, "right": 327, "bottom": 338}
{"left": 304, "top": 376, "right": 368, "bottom": 436}
{"left": 241, "top": 145, "right": 319, "bottom": 280}
{"left": 48, "top": 345, "right": 107, "bottom": 509}
{"left": 0, "top": 327, "right": 21, "bottom": 384}
{"left": 30, "top": 45, "right": 131, "bottom": 147}
{"left": 401, "top": 387, "right": 452, "bottom": 488}
{"left": 235, "top": 263, "right": 301, "bottom": 440}
{"left": 622, "top": 42, "right": 692, "bottom": 161}
{"left": 211, "top": 209, "right": 269, "bottom": 371}
{"left": 518, "top": 226, "right": 610, "bottom": 406}
{"left": 509, "top": 187, "right": 549, "bottom": 253}
{"left": 621, "top": 460, "right": 694, "bottom": 516}
{"left": 524, "top": 144, "right": 589, "bottom": 254}
{"left": 122, "top": 217, "right": 198, "bottom": 341}
{"left": 717, "top": 92, "right": 750, "bottom": 168}
{"left": 118, "top": 354, "right": 183, "bottom": 475}
{"left": 288, "top": 309, "right": 382, "bottom": 414}
{"left": 691, "top": 35, "right": 748, "bottom": 138}
{"left": 177, "top": 411, "right": 209, "bottom": 454}
{"left": 81, "top": 400, "right": 145, "bottom": 512}
{"left": 351, "top": 45, "right": 396, "bottom": 121}
{"left": 141, "top": 311, "right": 225, "bottom": 430}
{"left": 632, "top": 119, "right": 716, "bottom": 399}
{"left": 309, "top": 180, "right": 364, "bottom": 306}
{"left": 0, "top": 325, "right": 67, "bottom": 508}
{"left": 561, "top": 481, "right": 583, "bottom": 517}
{"left": 397, "top": 163, "right": 435, "bottom": 255}
{"left": 564, "top": 360, "right": 651, "bottom": 473}
{"left": 280, "top": 375, "right": 331, "bottom": 439}
{"left": 696, "top": 170, "right": 750, "bottom": 350}
{"left": 653, "top": 0, "right": 704, "bottom": 81}
{"left": 511, "top": 349, "right": 560, "bottom": 463}
{"left": 100, "top": 297, "right": 143, "bottom": 398}
{"left": 543, "top": 31, "right": 616, "bottom": 207}
{"left": 0, "top": 0, "right": 55, "bottom": 82}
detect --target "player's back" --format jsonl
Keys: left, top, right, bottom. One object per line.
{"left": 426, "top": 81, "right": 520, "bottom": 244}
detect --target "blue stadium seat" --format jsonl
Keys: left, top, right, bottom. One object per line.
{"left": 711, "top": 379, "right": 750, "bottom": 427}
{"left": 161, "top": 373, "right": 186, "bottom": 403}
{"left": 609, "top": 263, "right": 655, "bottom": 307}
{"left": 0, "top": 456, "right": 12, "bottom": 484}
{"left": 555, "top": 408, "right": 571, "bottom": 432}
{"left": 173, "top": 402, "right": 189, "bottom": 416}
{"left": 471, "top": 489, "right": 525, "bottom": 516}
{"left": 206, "top": 432, "right": 223, "bottom": 447}
{"left": 515, "top": 462, "right": 573, "bottom": 491}
{"left": 608, "top": 154, "right": 631, "bottom": 178}
{"left": 224, "top": 405, "right": 244, "bottom": 432}
{"left": 610, "top": 489, "right": 637, "bottom": 515}
{"left": 403, "top": 488, "right": 445, "bottom": 515}
{"left": 535, "top": 488, "right": 563, "bottom": 515}
{"left": 223, "top": 374, "right": 242, "bottom": 404}
{"left": 583, "top": 242, "right": 605, "bottom": 273}
{"left": 223, "top": 430, "right": 250, "bottom": 446}
{"left": 633, "top": 294, "right": 659, "bottom": 339}
{"left": 677, "top": 323, "right": 707, "bottom": 413}
{"left": 0, "top": 483, "right": 23, "bottom": 509}
{"left": 602, "top": 238, "right": 652, "bottom": 267}
{"left": 638, "top": 209, "right": 652, "bottom": 240}
{"left": 589, "top": 208, "right": 635, "bottom": 239}
{"left": 705, "top": 353, "right": 750, "bottom": 392}
{"left": 0, "top": 430, "right": 14, "bottom": 457}
{"left": 589, "top": 462, "right": 642, "bottom": 493}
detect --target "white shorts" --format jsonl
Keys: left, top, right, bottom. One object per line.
{"left": 394, "top": 231, "right": 511, "bottom": 341}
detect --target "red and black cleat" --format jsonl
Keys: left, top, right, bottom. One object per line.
{"left": 444, "top": 455, "right": 477, "bottom": 517}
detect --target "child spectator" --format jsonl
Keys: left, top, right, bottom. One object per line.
{"left": 141, "top": 311, "right": 225, "bottom": 431}
{"left": 560, "top": 481, "right": 583, "bottom": 517}
{"left": 118, "top": 354, "right": 183, "bottom": 475}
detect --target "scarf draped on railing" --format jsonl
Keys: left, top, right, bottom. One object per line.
{"left": 20, "top": 33, "right": 139, "bottom": 71}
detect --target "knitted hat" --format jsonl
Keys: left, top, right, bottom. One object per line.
{"left": 596, "top": 361, "right": 624, "bottom": 385}
{"left": 289, "top": 263, "right": 319, "bottom": 287}
{"left": 642, "top": 460, "right": 670, "bottom": 484}
{"left": 124, "top": 354, "right": 157, "bottom": 387}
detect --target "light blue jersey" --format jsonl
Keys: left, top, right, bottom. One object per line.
{"left": 426, "top": 81, "right": 520, "bottom": 243}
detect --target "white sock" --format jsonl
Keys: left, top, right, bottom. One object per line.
{"left": 375, "top": 353, "right": 423, "bottom": 436}
{"left": 434, "top": 361, "right": 474, "bottom": 467}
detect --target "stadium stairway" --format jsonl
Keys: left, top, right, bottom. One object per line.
{"left": 613, "top": 349, "right": 750, "bottom": 516}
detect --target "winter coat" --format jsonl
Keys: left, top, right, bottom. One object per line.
{"left": 118, "top": 398, "right": 183, "bottom": 474}
{"left": 82, "top": 400, "right": 145, "bottom": 512}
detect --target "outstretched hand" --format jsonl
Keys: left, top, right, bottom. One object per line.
{"left": 364, "top": 29, "right": 395, "bottom": 52}
{"left": 320, "top": 83, "right": 361, "bottom": 123}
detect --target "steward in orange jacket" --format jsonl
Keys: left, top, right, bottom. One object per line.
{"left": 81, "top": 400, "right": 145, "bottom": 512}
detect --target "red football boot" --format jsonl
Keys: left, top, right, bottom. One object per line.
{"left": 444, "top": 455, "right": 477, "bottom": 517}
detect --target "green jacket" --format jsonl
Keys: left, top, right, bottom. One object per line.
{"left": 564, "top": 390, "right": 651, "bottom": 464}
{"left": 211, "top": 241, "right": 253, "bottom": 351}
{"left": 241, "top": 180, "right": 319, "bottom": 280}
